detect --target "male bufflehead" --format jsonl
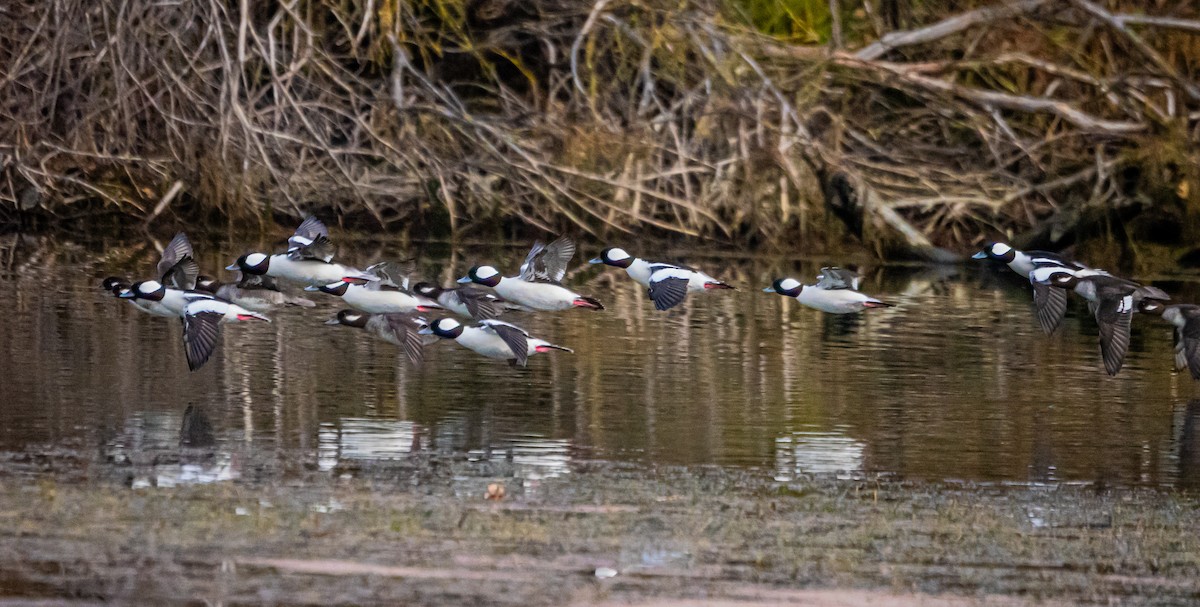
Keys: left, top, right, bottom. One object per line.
{"left": 325, "top": 309, "right": 431, "bottom": 366}
{"left": 103, "top": 232, "right": 200, "bottom": 317}
{"left": 973, "top": 242, "right": 1087, "bottom": 278}
{"left": 764, "top": 267, "right": 892, "bottom": 314}
{"left": 589, "top": 247, "right": 735, "bottom": 311}
{"left": 420, "top": 318, "right": 572, "bottom": 366}
{"left": 181, "top": 298, "right": 271, "bottom": 371}
{"left": 1031, "top": 267, "right": 1169, "bottom": 376}
{"left": 458, "top": 237, "right": 603, "bottom": 311}
{"left": 974, "top": 242, "right": 1097, "bottom": 335}
{"left": 226, "top": 216, "right": 377, "bottom": 287}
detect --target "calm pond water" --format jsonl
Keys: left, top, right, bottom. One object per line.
{"left": 2, "top": 235, "right": 1199, "bottom": 489}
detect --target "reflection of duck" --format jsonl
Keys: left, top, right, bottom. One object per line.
{"left": 1176, "top": 400, "right": 1200, "bottom": 490}
{"left": 179, "top": 404, "right": 215, "bottom": 448}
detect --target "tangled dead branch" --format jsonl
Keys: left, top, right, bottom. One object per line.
{"left": 0, "top": 0, "right": 1196, "bottom": 255}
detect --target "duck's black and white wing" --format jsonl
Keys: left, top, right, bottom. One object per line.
{"left": 458, "top": 286, "right": 504, "bottom": 320}
{"left": 647, "top": 268, "right": 691, "bottom": 311}
{"left": 1031, "top": 281, "right": 1069, "bottom": 335}
{"left": 182, "top": 303, "right": 224, "bottom": 372}
{"left": 376, "top": 313, "right": 428, "bottom": 366}
{"left": 365, "top": 260, "right": 417, "bottom": 290}
{"left": 519, "top": 236, "right": 575, "bottom": 283}
{"left": 158, "top": 232, "right": 199, "bottom": 291}
{"left": 1095, "top": 293, "right": 1135, "bottom": 376}
{"left": 287, "top": 216, "right": 334, "bottom": 262}
{"left": 480, "top": 319, "right": 530, "bottom": 366}
{"left": 816, "top": 267, "right": 860, "bottom": 290}
{"left": 157, "top": 232, "right": 195, "bottom": 280}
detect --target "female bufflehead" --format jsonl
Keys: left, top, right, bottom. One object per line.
{"left": 182, "top": 299, "right": 271, "bottom": 371}
{"left": 420, "top": 318, "right": 572, "bottom": 366}
{"left": 1032, "top": 267, "right": 1169, "bottom": 376}
{"left": 325, "top": 310, "right": 430, "bottom": 366}
{"left": 226, "top": 216, "right": 377, "bottom": 287}
{"left": 195, "top": 274, "right": 315, "bottom": 312}
{"left": 764, "top": 268, "right": 892, "bottom": 314}
{"left": 458, "top": 237, "right": 603, "bottom": 311}
{"left": 1138, "top": 301, "right": 1200, "bottom": 380}
{"left": 589, "top": 247, "right": 735, "bottom": 311}
{"left": 411, "top": 282, "right": 505, "bottom": 320}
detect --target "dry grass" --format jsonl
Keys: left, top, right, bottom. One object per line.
{"left": 0, "top": 0, "right": 1196, "bottom": 251}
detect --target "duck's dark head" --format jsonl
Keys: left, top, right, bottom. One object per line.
{"left": 122, "top": 280, "right": 166, "bottom": 301}
{"left": 458, "top": 265, "right": 501, "bottom": 288}
{"left": 326, "top": 309, "right": 368, "bottom": 328}
{"left": 973, "top": 242, "right": 1017, "bottom": 263}
{"left": 420, "top": 317, "right": 464, "bottom": 339}
{"left": 194, "top": 275, "right": 220, "bottom": 294}
{"left": 102, "top": 276, "right": 130, "bottom": 296}
{"left": 763, "top": 277, "right": 802, "bottom": 297}
{"left": 412, "top": 282, "right": 443, "bottom": 298}
{"left": 227, "top": 253, "right": 269, "bottom": 275}
{"left": 589, "top": 247, "right": 634, "bottom": 269}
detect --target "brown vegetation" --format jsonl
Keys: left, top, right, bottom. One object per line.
{"left": 0, "top": 1, "right": 1197, "bottom": 255}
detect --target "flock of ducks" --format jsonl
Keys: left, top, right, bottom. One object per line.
{"left": 101, "top": 217, "right": 1199, "bottom": 380}
{"left": 973, "top": 242, "right": 1199, "bottom": 378}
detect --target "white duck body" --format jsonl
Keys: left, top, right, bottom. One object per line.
{"left": 796, "top": 285, "right": 886, "bottom": 314}
{"left": 454, "top": 325, "right": 551, "bottom": 360}
{"left": 648, "top": 265, "right": 723, "bottom": 292}
{"left": 264, "top": 254, "right": 371, "bottom": 287}
{"left": 491, "top": 278, "right": 585, "bottom": 311}
{"left": 338, "top": 283, "right": 434, "bottom": 314}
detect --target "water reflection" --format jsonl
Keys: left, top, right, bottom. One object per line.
{"left": 1, "top": 237, "right": 1199, "bottom": 488}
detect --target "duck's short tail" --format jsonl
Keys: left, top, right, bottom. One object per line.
{"left": 535, "top": 344, "right": 574, "bottom": 354}
{"left": 703, "top": 281, "right": 735, "bottom": 290}
{"left": 573, "top": 296, "right": 605, "bottom": 310}
{"left": 863, "top": 300, "right": 894, "bottom": 308}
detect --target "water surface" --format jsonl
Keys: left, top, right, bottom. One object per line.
{"left": 2, "top": 236, "right": 1199, "bottom": 489}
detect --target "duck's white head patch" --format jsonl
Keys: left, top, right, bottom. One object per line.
{"left": 246, "top": 253, "right": 268, "bottom": 266}
{"left": 137, "top": 280, "right": 163, "bottom": 294}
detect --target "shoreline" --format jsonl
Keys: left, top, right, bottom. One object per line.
{"left": 2, "top": 453, "right": 1198, "bottom": 605}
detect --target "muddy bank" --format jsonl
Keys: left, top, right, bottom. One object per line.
{"left": 2, "top": 451, "right": 1199, "bottom": 606}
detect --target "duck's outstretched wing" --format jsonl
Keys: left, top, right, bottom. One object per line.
{"left": 157, "top": 232, "right": 195, "bottom": 281}
{"left": 287, "top": 216, "right": 334, "bottom": 262}
{"left": 458, "top": 287, "right": 504, "bottom": 320}
{"left": 816, "top": 267, "right": 860, "bottom": 290}
{"left": 378, "top": 313, "right": 427, "bottom": 366}
{"left": 365, "top": 260, "right": 417, "bottom": 290}
{"left": 1031, "top": 282, "right": 1069, "bottom": 335}
{"left": 1095, "top": 293, "right": 1134, "bottom": 376}
{"left": 480, "top": 319, "right": 531, "bottom": 366}
{"left": 519, "top": 236, "right": 575, "bottom": 283}
{"left": 648, "top": 269, "right": 691, "bottom": 311}
{"left": 182, "top": 308, "right": 223, "bottom": 372}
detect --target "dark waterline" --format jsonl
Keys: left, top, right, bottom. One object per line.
{"left": 2, "top": 237, "right": 1199, "bottom": 489}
